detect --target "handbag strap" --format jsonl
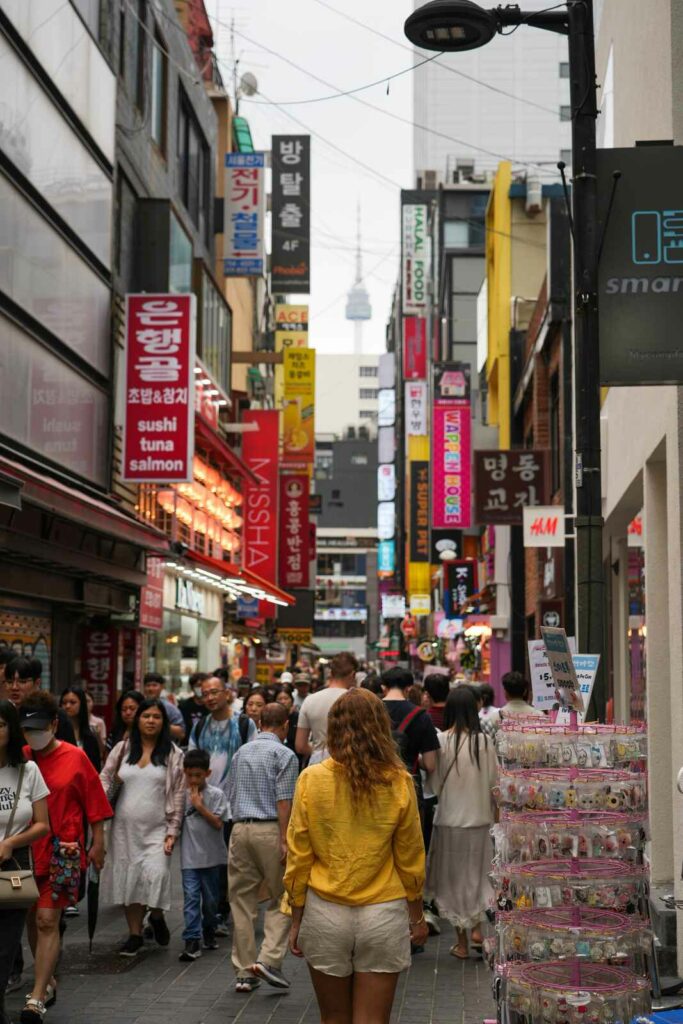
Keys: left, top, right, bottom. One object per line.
{"left": 3, "top": 762, "right": 26, "bottom": 841}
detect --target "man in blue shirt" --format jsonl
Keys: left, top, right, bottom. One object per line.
{"left": 227, "top": 703, "right": 298, "bottom": 994}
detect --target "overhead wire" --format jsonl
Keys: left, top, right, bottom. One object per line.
{"left": 229, "top": 24, "right": 559, "bottom": 174}
{"left": 310, "top": 0, "right": 561, "bottom": 117}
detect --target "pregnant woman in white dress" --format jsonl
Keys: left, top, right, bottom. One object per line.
{"left": 100, "top": 698, "right": 184, "bottom": 956}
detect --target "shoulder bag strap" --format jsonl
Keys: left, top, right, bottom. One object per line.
{"left": 396, "top": 706, "right": 424, "bottom": 734}
{"left": 3, "top": 762, "right": 26, "bottom": 841}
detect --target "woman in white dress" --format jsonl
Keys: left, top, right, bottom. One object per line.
{"left": 100, "top": 698, "right": 184, "bottom": 957}
{"left": 425, "top": 686, "right": 498, "bottom": 959}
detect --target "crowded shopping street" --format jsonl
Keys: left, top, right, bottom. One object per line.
{"left": 1, "top": 0, "right": 683, "bottom": 1022}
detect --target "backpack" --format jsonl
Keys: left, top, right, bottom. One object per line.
{"left": 391, "top": 706, "right": 426, "bottom": 776}
{"left": 194, "top": 713, "right": 251, "bottom": 747}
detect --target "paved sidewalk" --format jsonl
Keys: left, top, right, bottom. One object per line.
{"left": 7, "top": 871, "right": 495, "bottom": 1024}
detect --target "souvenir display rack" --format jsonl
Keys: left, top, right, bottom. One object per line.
{"left": 491, "top": 717, "right": 651, "bottom": 1024}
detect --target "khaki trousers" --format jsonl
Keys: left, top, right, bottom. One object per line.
{"left": 228, "top": 822, "right": 290, "bottom": 977}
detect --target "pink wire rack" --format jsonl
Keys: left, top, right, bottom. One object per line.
{"left": 505, "top": 960, "right": 649, "bottom": 993}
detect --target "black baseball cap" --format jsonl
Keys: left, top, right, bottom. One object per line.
{"left": 19, "top": 707, "right": 54, "bottom": 730}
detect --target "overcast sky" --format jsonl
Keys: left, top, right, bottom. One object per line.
{"left": 207, "top": 0, "right": 414, "bottom": 355}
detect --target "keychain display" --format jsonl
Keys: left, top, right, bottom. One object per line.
{"left": 504, "top": 961, "right": 650, "bottom": 1024}
{"left": 494, "top": 908, "right": 651, "bottom": 972}
{"left": 492, "top": 859, "right": 646, "bottom": 913}
{"left": 497, "top": 723, "right": 647, "bottom": 770}
{"left": 493, "top": 811, "right": 648, "bottom": 865}
{"left": 495, "top": 767, "right": 647, "bottom": 813}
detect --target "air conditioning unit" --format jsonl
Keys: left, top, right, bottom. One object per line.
{"left": 424, "top": 169, "right": 439, "bottom": 190}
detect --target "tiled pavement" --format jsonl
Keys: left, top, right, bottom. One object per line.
{"left": 7, "top": 869, "right": 496, "bottom": 1024}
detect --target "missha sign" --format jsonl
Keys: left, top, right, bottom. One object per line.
{"left": 597, "top": 146, "right": 683, "bottom": 385}
{"left": 402, "top": 204, "right": 429, "bottom": 315}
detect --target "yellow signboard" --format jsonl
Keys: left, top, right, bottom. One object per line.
{"left": 283, "top": 348, "right": 315, "bottom": 398}
{"left": 276, "top": 627, "right": 313, "bottom": 645}
{"left": 275, "top": 305, "right": 308, "bottom": 406}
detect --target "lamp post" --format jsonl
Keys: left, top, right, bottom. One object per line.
{"left": 405, "top": 1, "right": 606, "bottom": 720}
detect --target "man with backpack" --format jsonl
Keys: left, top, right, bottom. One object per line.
{"left": 381, "top": 667, "right": 440, "bottom": 805}
{"left": 189, "top": 676, "right": 256, "bottom": 931}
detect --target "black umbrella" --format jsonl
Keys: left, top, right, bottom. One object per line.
{"left": 87, "top": 865, "right": 100, "bottom": 953}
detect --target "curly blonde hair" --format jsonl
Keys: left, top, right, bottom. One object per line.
{"left": 326, "top": 688, "right": 406, "bottom": 805}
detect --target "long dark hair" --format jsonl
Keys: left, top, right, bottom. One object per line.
{"left": 443, "top": 686, "right": 487, "bottom": 771}
{"left": 109, "top": 689, "right": 144, "bottom": 747}
{"left": 60, "top": 687, "right": 94, "bottom": 742}
{"left": 127, "top": 698, "right": 173, "bottom": 766}
{"left": 0, "top": 699, "right": 26, "bottom": 767}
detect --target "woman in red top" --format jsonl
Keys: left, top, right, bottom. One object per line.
{"left": 19, "top": 691, "right": 112, "bottom": 1024}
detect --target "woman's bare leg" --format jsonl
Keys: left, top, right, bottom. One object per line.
{"left": 352, "top": 972, "right": 401, "bottom": 1024}
{"left": 307, "top": 965, "right": 353, "bottom": 1024}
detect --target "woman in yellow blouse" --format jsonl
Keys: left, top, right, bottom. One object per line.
{"left": 285, "top": 687, "right": 427, "bottom": 1024}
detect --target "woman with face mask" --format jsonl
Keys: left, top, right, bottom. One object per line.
{"left": 105, "top": 690, "right": 144, "bottom": 754}
{"left": 59, "top": 688, "right": 101, "bottom": 771}
{"left": 99, "top": 698, "right": 184, "bottom": 957}
{"left": 0, "top": 700, "right": 50, "bottom": 1024}
{"left": 19, "top": 691, "right": 112, "bottom": 1024}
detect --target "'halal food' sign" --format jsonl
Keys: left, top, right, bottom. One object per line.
{"left": 402, "top": 204, "right": 429, "bottom": 315}
{"left": 598, "top": 145, "right": 683, "bottom": 386}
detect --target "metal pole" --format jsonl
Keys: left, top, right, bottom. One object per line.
{"left": 567, "top": 0, "right": 606, "bottom": 719}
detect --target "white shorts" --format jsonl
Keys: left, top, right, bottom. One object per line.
{"left": 298, "top": 889, "right": 411, "bottom": 977}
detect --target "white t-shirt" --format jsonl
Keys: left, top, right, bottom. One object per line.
{"left": 297, "top": 687, "right": 347, "bottom": 753}
{"left": 0, "top": 761, "right": 50, "bottom": 839}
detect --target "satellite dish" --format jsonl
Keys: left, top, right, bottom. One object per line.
{"left": 239, "top": 72, "right": 258, "bottom": 96}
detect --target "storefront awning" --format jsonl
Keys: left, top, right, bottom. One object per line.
{"left": 0, "top": 456, "right": 169, "bottom": 553}
{"left": 194, "top": 418, "right": 260, "bottom": 487}
{"left": 171, "top": 548, "right": 295, "bottom": 606}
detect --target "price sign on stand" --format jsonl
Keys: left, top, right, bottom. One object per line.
{"left": 540, "top": 626, "right": 584, "bottom": 712}
{"left": 529, "top": 636, "right": 576, "bottom": 711}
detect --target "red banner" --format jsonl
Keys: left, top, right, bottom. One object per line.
{"left": 81, "top": 627, "right": 118, "bottom": 728}
{"left": 122, "top": 294, "right": 196, "bottom": 482}
{"left": 278, "top": 475, "right": 310, "bottom": 589}
{"left": 139, "top": 556, "right": 164, "bottom": 630}
{"left": 242, "top": 410, "right": 279, "bottom": 584}
{"left": 403, "top": 316, "right": 427, "bottom": 380}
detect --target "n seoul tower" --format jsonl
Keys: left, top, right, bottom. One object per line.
{"left": 345, "top": 205, "right": 372, "bottom": 354}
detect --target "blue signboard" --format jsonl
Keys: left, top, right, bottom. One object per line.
{"left": 377, "top": 540, "right": 395, "bottom": 575}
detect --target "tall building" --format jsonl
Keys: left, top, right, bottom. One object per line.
{"left": 412, "top": 0, "right": 572, "bottom": 182}
{"left": 315, "top": 354, "right": 380, "bottom": 439}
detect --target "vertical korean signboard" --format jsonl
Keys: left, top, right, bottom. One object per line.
{"left": 282, "top": 348, "right": 315, "bottom": 467}
{"left": 278, "top": 475, "right": 310, "bottom": 589}
{"left": 122, "top": 294, "right": 196, "bottom": 483}
{"left": 242, "top": 410, "right": 279, "bottom": 584}
{"left": 271, "top": 135, "right": 310, "bottom": 293}
{"left": 224, "top": 153, "right": 266, "bottom": 276}
{"left": 139, "top": 557, "right": 164, "bottom": 630}
{"left": 431, "top": 362, "right": 471, "bottom": 529}
{"left": 402, "top": 204, "right": 429, "bottom": 315}
{"left": 81, "top": 627, "right": 118, "bottom": 727}
{"left": 403, "top": 316, "right": 427, "bottom": 378}
{"left": 409, "top": 461, "right": 430, "bottom": 562}
{"left": 275, "top": 304, "right": 308, "bottom": 408}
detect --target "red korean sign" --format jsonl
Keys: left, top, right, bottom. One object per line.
{"left": 242, "top": 410, "right": 279, "bottom": 584}
{"left": 403, "top": 317, "right": 427, "bottom": 379}
{"left": 122, "top": 294, "right": 196, "bottom": 482}
{"left": 139, "top": 556, "right": 164, "bottom": 630}
{"left": 81, "top": 627, "right": 118, "bottom": 728}
{"left": 278, "top": 475, "right": 310, "bottom": 589}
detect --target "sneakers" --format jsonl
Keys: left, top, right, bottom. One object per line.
{"left": 149, "top": 913, "right": 170, "bottom": 947}
{"left": 119, "top": 934, "right": 144, "bottom": 958}
{"left": 202, "top": 929, "right": 218, "bottom": 950}
{"left": 235, "top": 976, "right": 261, "bottom": 993}
{"left": 250, "top": 962, "right": 290, "bottom": 990}
{"left": 64, "top": 905, "right": 79, "bottom": 918}
{"left": 6, "top": 972, "right": 23, "bottom": 993}
{"left": 424, "top": 906, "right": 441, "bottom": 936}
{"left": 179, "top": 939, "right": 202, "bottom": 962}
{"left": 214, "top": 916, "right": 229, "bottom": 937}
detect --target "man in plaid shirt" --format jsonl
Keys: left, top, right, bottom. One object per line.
{"left": 226, "top": 703, "right": 299, "bottom": 994}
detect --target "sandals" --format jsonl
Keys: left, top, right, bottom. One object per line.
{"left": 449, "top": 944, "right": 469, "bottom": 959}
{"left": 20, "top": 998, "right": 46, "bottom": 1023}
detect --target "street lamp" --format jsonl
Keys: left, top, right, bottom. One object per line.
{"left": 405, "top": 1, "right": 606, "bottom": 720}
